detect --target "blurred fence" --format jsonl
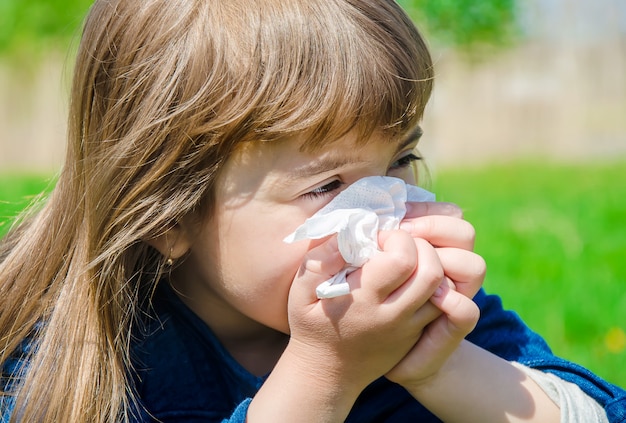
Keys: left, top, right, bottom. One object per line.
{"left": 421, "top": 38, "right": 626, "bottom": 168}
{"left": 0, "top": 53, "right": 69, "bottom": 172}
{"left": 421, "top": 0, "right": 626, "bottom": 168}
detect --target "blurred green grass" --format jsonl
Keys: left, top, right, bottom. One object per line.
{"left": 1, "top": 162, "right": 625, "bottom": 388}
{"left": 0, "top": 173, "right": 53, "bottom": 236}
{"left": 433, "top": 160, "right": 626, "bottom": 388}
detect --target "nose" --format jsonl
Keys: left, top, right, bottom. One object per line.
{"left": 348, "top": 164, "right": 417, "bottom": 187}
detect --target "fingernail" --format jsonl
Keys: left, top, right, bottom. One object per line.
{"left": 399, "top": 221, "right": 412, "bottom": 232}
{"left": 432, "top": 285, "right": 444, "bottom": 298}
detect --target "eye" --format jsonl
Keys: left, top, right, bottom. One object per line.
{"left": 301, "top": 179, "right": 344, "bottom": 200}
{"left": 389, "top": 153, "right": 421, "bottom": 171}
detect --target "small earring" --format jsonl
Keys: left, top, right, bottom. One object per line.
{"left": 165, "top": 248, "right": 174, "bottom": 266}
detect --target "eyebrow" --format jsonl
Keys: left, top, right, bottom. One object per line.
{"left": 289, "top": 126, "right": 423, "bottom": 180}
{"left": 289, "top": 156, "right": 363, "bottom": 180}
{"left": 401, "top": 126, "right": 423, "bottom": 147}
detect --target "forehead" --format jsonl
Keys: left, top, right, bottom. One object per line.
{"left": 237, "top": 126, "right": 422, "bottom": 178}
{"left": 295, "top": 125, "right": 423, "bottom": 154}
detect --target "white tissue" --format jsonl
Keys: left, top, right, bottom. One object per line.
{"left": 284, "top": 176, "right": 435, "bottom": 299}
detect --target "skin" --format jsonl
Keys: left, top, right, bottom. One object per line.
{"left": 168, "top": 130, "right": 435, "bottom": 368}
{"left": 154, "top": 130, "right": 560, "bottom": 422}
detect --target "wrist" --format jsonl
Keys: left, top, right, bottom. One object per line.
{"left": 282, "top": 338, "right": 369, "bottom": 397}
{"left": 247, "top": 339, "right": 365, "bottom": 422}
{"left": 397, "top": 339, "right": 468, "bottom": 397}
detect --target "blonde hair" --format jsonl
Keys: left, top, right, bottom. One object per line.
{"left": 0, "top": 0, "right": 433, "bottom": 421}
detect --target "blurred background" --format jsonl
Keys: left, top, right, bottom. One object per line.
{"left": 405, "top": 0, "right": 626, "bottom": 168}
{"left": 1, "top": 1, "right": 625, "bottom": 386}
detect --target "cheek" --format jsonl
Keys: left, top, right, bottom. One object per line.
{"left": 217, "top": 209, "right": 309, "bottom": 292}
{"left": 207, "top": 202, "right": 315, "bottom": 330}
{"left": 217, "top": 227, "right": 310, "bottom": 332}
{"left": 228, "top": 226, "right": 307, "bottom": 282}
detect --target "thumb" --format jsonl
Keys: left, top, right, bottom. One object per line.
{"left": 429, "top": 280, "right": 480, "bottom": 340}
{"left": 289, "top": 236, "right": 347, "bottom": 306}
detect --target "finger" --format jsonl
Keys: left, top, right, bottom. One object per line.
{"left": 386, "top": 238, "right": 444, "bottom": 308}
{"left": 291, "top": 236, "right": 346, "bottom": 305}
{"left": 399, "top": 215, "right": 476, "bottom": 250}
{"left": 405, "top": 201, "right": 463, "bottom": 219}
{"left": 436, "top": 248, "right": 486, "bottom": 299}
{"left": 429, "top": 283, "right": 480, "bottom": 338}
{"left": 297, "top": 236, "right": 345, "bottom": 278}
{"left": 409, "top": 299, "right": 443, "bottom": 332}
{"left": 404, "top": 276, "right": 455, "bottom": 330}
{"left": 353, "top": 230, "right": 417, "bottom": 301}
{"left": 385, "top": 282, "right": 479, "bottom": 385}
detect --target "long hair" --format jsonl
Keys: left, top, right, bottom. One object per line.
{"left": 0, "top": 0, "right": 433, "bottom": 420}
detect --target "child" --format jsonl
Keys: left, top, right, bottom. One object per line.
{"left": 1, "top": 0, "right": 624, "bottom": 421}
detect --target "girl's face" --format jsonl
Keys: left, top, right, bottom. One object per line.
{"left": 172, "top": 130, "right": 421, "bottom": 337}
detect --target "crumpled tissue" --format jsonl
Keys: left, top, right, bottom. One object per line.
{"left": 284, "top": 176, "right": 435, "bottom": 299}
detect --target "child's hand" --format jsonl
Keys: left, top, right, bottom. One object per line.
{"left": 384, "top": 279, "right": 480, "bottom": 389}
{"left": 385, "top": 201, "right": 485, "bottom": 390}
{"left": 285, "top": 230, "right": 444, "bottom": 392}
{"left": 400, "top": 201, "right": 485, "bottom": 299}
{"left": 404, "top": 200, "right": 465, "bottom": 221}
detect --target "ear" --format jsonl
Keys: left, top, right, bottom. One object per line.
{"left": 146, "top": 224, "right": 192, "bottom": 260}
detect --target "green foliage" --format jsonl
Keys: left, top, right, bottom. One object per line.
{"left": 0, "top": 1, "right": 519, "bottom": 56}
{"left": 397, "top": 0, "right": 519, "bottom": 52}
{"left": 0, "top": 0, "right": 92, "bottom": 55}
